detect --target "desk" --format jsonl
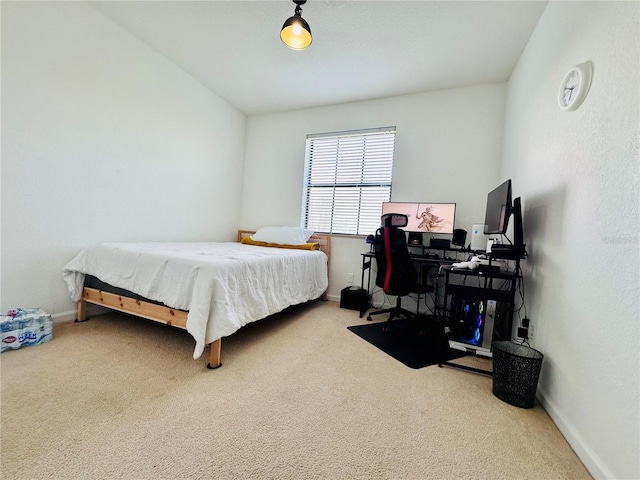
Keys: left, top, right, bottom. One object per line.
{"left": 360, "top": 245, "right": 477, "bottom": 297}
{"left": 360, "top": 248, "right": 463, "bottom": 317}
{"left": 361, "top": 247, "right": 524, "bottom": 376}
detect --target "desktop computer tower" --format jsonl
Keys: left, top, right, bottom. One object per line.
{"left": 470, "top": 224, "right": 489, "bottom": 251}
{"left": 448, "top": 297, "right": 498, "bottom": 355}
{"left": 340, "top": 286, "right": 370, "bottom": 312}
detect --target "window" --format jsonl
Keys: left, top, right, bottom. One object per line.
{"left": 301, "top": 127, "right": 395, "bottom": 235}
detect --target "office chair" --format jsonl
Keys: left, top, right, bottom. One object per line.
{"left": 366, "top": 214, "right": 434, "bottom": 328}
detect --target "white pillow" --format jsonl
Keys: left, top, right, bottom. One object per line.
{"left": 251, "top": 226, "right": 314, "bottom": 246}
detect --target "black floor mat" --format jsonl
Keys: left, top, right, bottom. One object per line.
{"left": 347, "top": 316, "right": 465, "bottom": 369}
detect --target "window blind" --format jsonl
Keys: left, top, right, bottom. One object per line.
{"left": 301, "top": 127, "right": 395, "bottom": 235}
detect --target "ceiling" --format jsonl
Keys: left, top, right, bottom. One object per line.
{"left": 92, "top": 1, "right": 548, "bottom": 116}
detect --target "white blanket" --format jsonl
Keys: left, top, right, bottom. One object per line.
{"left": 62, "top": 242, "right": 328, "bottom": 359}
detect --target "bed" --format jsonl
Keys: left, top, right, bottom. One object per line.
{"left": 62, "top": 230, "right": 330, "bottom": 369}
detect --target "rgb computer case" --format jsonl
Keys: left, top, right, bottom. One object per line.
{"left": 448, "top": 297, "right": 500, "bottom": 353}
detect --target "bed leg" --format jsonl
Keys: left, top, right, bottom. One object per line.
{"left": 207, "top": 338, "right": 222, "bottom": 369}
{"left": 75, "top": 299, "right": 87, "bottom": 323}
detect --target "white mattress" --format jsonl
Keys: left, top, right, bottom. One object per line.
{"left": 62, "top": 242, "right": 328, "bottom": 359}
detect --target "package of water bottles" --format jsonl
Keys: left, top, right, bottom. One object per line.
{"left": 1, "top": 308, "right": 53, "bottom": 352}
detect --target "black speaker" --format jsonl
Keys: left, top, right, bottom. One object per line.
{"left": 452, "top": 229, "right": 467, "bottom": 247}
{"left": 408, "top": 232, "right": 423, "bottom": 245}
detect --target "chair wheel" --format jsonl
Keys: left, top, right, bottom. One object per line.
{"left": 367, "top": 315, "right": 372, "bottom": 321}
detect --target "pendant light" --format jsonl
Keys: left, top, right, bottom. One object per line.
{"left": 280, "top": 0, "right": 312, "bottom": 50}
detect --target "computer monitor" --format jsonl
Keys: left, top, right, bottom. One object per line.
{"left": 483, "top": 179, "right": 512, "bottom": 235}
{"left": 381, "top": 202, "right": 456, "bottom": 234}
{"left": 512, "top": 196, "right": 525, "bottom": 252}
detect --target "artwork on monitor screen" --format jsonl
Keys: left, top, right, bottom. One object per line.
{"left": 483, "top": 179, "right": 512, "bottom": 235}
{"left": 381, "top": 202, "right": 456, "bottom": 234}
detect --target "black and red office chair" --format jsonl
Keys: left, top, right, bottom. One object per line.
{"left": 366, "top": 214, "right": 434, "bottom": 327}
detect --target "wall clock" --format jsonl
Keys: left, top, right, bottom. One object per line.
{"left": 557, "top": 61, "right": 593, "bottom": 111}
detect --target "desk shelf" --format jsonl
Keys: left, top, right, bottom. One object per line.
{"left": 438, "top": 263, "right": 522, "bottom": 375}
{"left": 446, "top": 283, "right": 513, "bottom": 304}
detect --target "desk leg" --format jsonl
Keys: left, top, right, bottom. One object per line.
{"left": 360, "top": 256, "right": 373, "bottom": 318}
{"left": 361, "top": 258, "right": 372, "bottom": 295}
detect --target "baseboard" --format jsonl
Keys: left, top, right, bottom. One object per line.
{"left": 326, "top": 293, "right": 341, "bottom": 303}
{"left": 52, "top": 310, "right": 77, "bottom": 324}
{"left": 52, "top": 305, "right": 109, "bottom": 324}
{"left": 537, "top": 386, "right": 614, "bottom": 480}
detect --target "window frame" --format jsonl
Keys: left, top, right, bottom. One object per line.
{"left": 301, "top": 126, "right": 396, "bottom": 236}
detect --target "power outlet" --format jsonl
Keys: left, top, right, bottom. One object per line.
{"left": 517, "top": 327, "right": 528, "bottom": 339}
{"left": 348, "top": 273, "right": 354, "bottom": 285}
{"left": 529, "top": 323, "right": 535, "bottom": 339}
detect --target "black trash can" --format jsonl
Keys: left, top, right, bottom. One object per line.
{"left": 492, "top": 341, "right": 543, "bottom": 408}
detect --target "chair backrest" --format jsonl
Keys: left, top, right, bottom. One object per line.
{"left": 374, "top": 223, "right": 417, "bottom": 296}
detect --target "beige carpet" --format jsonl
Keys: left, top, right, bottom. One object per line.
{"left": 1, "top": 300, "right": 591, "bottom": 480}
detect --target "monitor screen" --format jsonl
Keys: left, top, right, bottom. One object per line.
{"left": 483, "top": 179, "right": 512, "bottom": 235}
{"left": 381, "top": 202, "right": 456, "bottom": 234}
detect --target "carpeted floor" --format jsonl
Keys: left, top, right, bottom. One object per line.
{"left": 0, "top": 300, "right": 592, "bottom": 479}
{"left": 348, "top": 316, "right": 466, "bottom": 369}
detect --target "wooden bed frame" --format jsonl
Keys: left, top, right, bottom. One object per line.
{"left": 76, "top": 230, "right": 331, "bottom": 369}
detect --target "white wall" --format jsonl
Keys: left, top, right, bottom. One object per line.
{"left": 502, "top": 2, "right": 639, "bottom": 479}
{"left": 0, "top": 2, "right": 247, "bottom": 318}
{"left": 241, "top": 85, "right": 506, "bottom": 301}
